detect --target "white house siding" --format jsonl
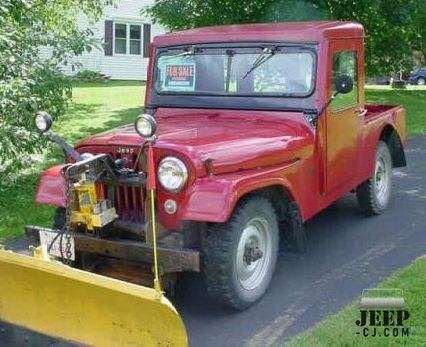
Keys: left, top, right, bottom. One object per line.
{"left": 52, "top": 0, "right": 166, "bottom": 80}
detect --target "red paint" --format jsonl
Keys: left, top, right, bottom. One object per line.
{"left": 152, "top": 21, "right": 364, "bottom": 47}
{"left": 146, "top": 143, "right": 156, "bottom": 190}
{"left": 35, "top": 165, "right": 66, "bottom": 207}
{"left": 35, "top": 21, "right": 406, "bottom": 231}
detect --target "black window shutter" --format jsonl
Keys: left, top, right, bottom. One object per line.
{"left": 143, "top": 24, "right": 151, "bottom": 58}
{"left": 104, "top": 20, "right": 113, "bottom": 56}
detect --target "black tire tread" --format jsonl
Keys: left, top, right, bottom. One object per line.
{"left": 203, "top": 196, "right": 278, "bottom": 310}
{"left": 356, "top": 141, "right": 392, "bottom": 215}
{"left": 356, "top": 176, "right": 379, "bottom": 215}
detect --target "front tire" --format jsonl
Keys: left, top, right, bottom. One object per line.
{"left": 356, "top": 141, "right": 392, "bottom": 215}
{"left": 417, "top": 77, "right": 426, "bottom": 86}
{"left": 203, "top": 196, "right": 279, "bottom": 310}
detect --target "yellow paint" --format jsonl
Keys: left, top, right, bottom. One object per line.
{"left": 0, "top": 249, "right": 188, "bottom": 346}
{"left": 149, "top": 188, "right": 162, "bottom": 296}
{"left": 71, "top": 209, "right": 118, "bottom": 230}
{"left": 75, "top": 182, "right": 98, "bottom": 214}
{"left": 30, "top": 245, "right": 51, "bottom": 262}
{"left": 71, "top": 182, "right": 117, "bottom": 230}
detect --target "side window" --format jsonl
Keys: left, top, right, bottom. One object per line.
{"left": 332, "top": 51, "right": 358, "bottom": 112}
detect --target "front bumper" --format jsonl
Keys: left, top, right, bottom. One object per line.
{"left": 25, "top": 225, "right": 200, "bottom": 273}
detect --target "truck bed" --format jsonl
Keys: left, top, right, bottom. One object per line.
{"left": 365, "top": 104, "right": 399, "bottom": 120}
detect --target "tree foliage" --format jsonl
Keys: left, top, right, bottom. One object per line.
{"left": 146, "top": 0, "right": 424, "bottom": 74}
{"left": 413, "top": 0, "right": 426, "bottom": 65}
{"left": 0, "top": 0, "right": 113, "bottom": 174}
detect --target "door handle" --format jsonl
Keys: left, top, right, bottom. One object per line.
{"left": 355, "top": 108, "right": 367, "bottom": 117}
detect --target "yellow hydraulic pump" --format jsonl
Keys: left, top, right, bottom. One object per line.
{"left": 70, "top": 174, "right": 118, "bottom": 231}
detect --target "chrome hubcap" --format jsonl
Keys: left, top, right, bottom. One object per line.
{"left": 375, "top": 156, "right": 390, "bottom": 205}
{"left": 236, "top": 217, "right": 272, "bottom": 290}
{"left": 418, "top": 78, "right": 426, "bottom": 85}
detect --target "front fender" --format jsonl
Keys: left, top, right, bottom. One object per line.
{"left": 36, "top": 162, "right": 303, "bottom": 227}
{"left": 179, "top": 160, "right": 300, "bottom": 223}
{"left": 35, "top": 165, "right": 66, "bottom": 208}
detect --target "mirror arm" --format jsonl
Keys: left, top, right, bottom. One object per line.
{"left": 46, "top": 132, "right": 83, "bottom": 162}
{"left": 317, "top": 91, "right": 339, "bottom": 117}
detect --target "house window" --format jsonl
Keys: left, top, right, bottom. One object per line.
{"left": 114, "top": 24, "right": 127, "bottom": 54}
{"left": 114, "top": 23, "right": 141, "bottom": 55}
{"left": 129, "top": 25, "right": 141, "bottom": 55}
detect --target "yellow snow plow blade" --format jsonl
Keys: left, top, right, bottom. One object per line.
{"left": 0, "top": 248, "right": 187, "bottom": 346}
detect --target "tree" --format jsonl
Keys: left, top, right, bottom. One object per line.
{"left": 413, "top": 0, "right": 426, "bottom": 65}
{"left": 144, "top": 0, "right": 327, "bottom": 31}
{"left": 0, "top": 0, "right": 113, "bottom": 174}
{"left": 145, "top": 0, "right": 422, "bottom": 75}
{"left": 322, "top": 0, "right": 418, "bottom": 75}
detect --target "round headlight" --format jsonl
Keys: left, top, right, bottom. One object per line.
{"left": 135, "top": 114, "right": 157, "bottom": 138}
{"left": 158, "top": 157, "right": 188, "bottom": 192}
{"left": 34, "top": 111, "right": 53, "bottom": 133}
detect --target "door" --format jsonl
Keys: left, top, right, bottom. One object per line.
{"left": 325, "top": 41, "right": 362, "bottom": 193}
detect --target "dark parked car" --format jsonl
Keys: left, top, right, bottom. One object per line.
{"left": 408, "top": 68, "right": 426, "bottom": 85}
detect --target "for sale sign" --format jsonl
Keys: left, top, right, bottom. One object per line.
{"left": 165, "top": 64, "right": 195, "bottom": 91}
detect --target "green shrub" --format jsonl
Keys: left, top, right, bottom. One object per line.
{"left": 0, "top": 0, "right": 114, "bottom": 176}
{"left": 72, "top": 69, "right": 108, "bottom": 81}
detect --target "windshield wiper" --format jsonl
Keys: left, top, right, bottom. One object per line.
{"left": 242, "top": 46, "right": 277, "bottom": 79}
{"left": 161, "top": 45, "right": 202, "bottom": 59}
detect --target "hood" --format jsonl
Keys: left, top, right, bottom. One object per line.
{"left": 76, "top": 108, "right": 315, "bottom": 176}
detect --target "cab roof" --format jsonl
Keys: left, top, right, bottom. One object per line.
{"left": 153, "top": 21, "right": 364, "bottom": 47}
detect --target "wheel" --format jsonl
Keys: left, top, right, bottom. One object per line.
{"left": 356, "top": 141, "right": 392, "bottom": 215}
{"left": 203, "top": 196, "right": 279, "bottom": 310}
{"left": 417, "top": 77, "right": 426, "bottom": 86}
{"left": 52, "top": 207, "right": 66, "bottom": 230}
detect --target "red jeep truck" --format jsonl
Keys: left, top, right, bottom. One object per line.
{"left": 29, "top": 21, "right": 406, "bottom": 310}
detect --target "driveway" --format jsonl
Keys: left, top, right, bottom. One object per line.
{"left": 4, "top": 136, "right": 426, "bottom": 347}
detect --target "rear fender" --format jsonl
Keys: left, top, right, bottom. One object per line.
{"left": 360, "top": 107, "right": 407, "bottom": 179}
{"left": 35, "top": 165, "right": 66, "bottom": 208}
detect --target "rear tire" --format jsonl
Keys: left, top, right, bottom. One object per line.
{"left": 203, "top": 196, "right": 279, "bottom": 310}
{"left": 356, "top": 141, "right": 392, "bottom": 215}
{"left": 417, "top": 77, "right": 426, "bottom": 86}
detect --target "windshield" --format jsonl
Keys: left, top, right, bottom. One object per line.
{"left": 154, "top": 45, "right": 316, "bottom": 97}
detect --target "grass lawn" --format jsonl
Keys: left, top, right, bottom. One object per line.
{"left": 0, "top": 80, "right": 145, "bottom": 242}
{"left": 0, "top": 83, "right": 425, "bottom": 243}
{"left": 366, "top": 85, "right": 426, "bottom": 136}
{"left": 286, "top": 256, "right": 426, "bottom": 346}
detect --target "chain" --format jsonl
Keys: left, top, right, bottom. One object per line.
{"left": 61, "top": 168, "right": 75, "bottom": 264}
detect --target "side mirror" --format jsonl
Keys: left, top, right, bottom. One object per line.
{"left": 316, "top": 75, "right": 355, "bottom": 118}
{"left": 334, "top": 75, "right": 353, "bottom": 94}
